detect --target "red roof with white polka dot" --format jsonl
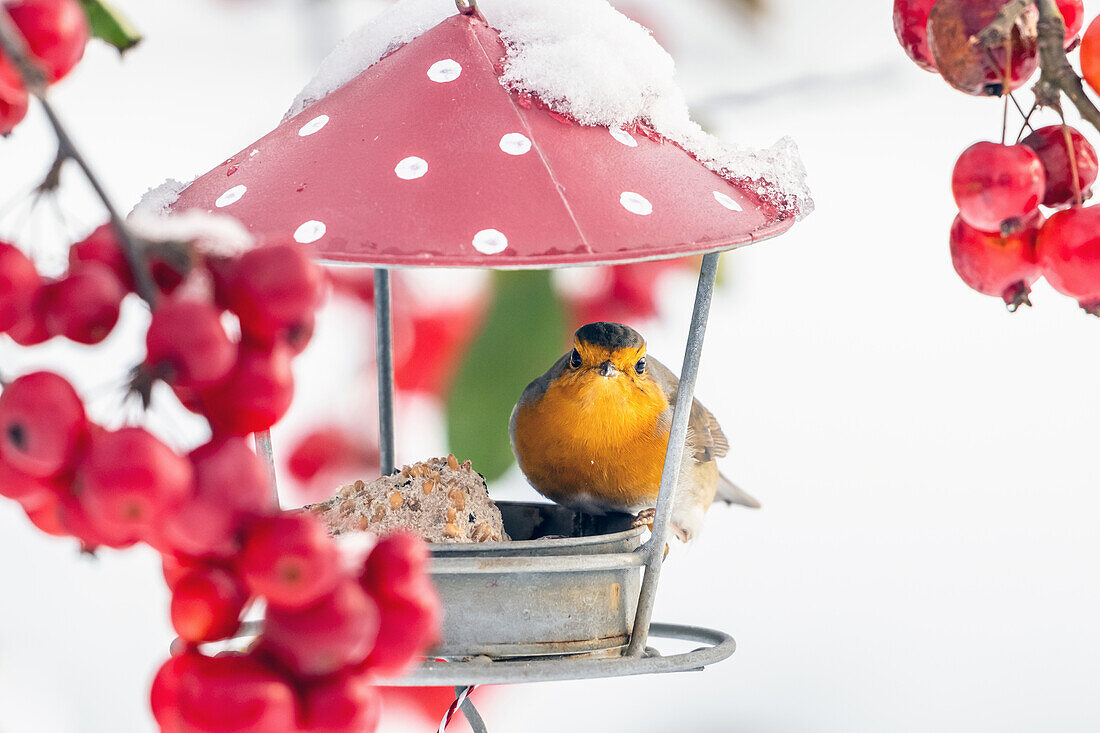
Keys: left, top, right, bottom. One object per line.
{"left": 169, "top": 13, "right": 795, "bottom": 269}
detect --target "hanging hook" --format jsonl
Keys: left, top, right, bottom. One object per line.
{"left": 455, "top": 0, "right": 487, "bottom": 23}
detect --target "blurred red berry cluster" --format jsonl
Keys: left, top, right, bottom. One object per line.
{"left": 155, "top": 530, "right": 439, "bottom": 733}
{"left": 894, "top": 0, "right": 1100, "bottom": 314}
{"left": 1, "top": 218, "right": 439, "bottom": 731}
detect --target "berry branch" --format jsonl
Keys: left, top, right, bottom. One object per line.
{"left": 0, "top": 6, "right": 157, "bottom": 305}
{"left": 976, "top": 0, "right": 1033, "bottom": 47}
{"left": 979, "top": 0, "right": 1100, "bottom": 133}
{"left": 1033, "top": 0, "right": 1100, "bottom": 125}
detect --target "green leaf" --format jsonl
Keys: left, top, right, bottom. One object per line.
{"left": 79, "top": 0, "right": 142, "bottom": 54}
{"left": 446, "top": 270, "right": 566, "bottom": 482}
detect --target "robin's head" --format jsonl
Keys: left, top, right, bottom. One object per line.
{"left": 535, "top": 322, "right": 667, "bottom": 430}
{"left": 568, "top": 322, "right": 649, "bottom": 380}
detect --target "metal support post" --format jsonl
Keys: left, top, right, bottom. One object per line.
{"left": 374, "top": 268, "right": 397, "bottom": 475}
{"left": 625, "top": 251, "right": 721, "bottom": 656}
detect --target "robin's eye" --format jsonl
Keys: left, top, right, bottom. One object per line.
{"left": 635, "top": 357, "right": 646, "bottom": 374}
{"left": 569, "top": 349, "right": 582, "bottom": 369}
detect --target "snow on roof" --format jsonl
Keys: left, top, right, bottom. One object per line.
{"left": 285, "top": 0, "right": 812, "bottom": 218}
{"left": 130, "top": 179, "right": 255, "bottom": 256}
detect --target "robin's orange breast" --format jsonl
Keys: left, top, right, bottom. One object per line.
{"left": 512, "top": 374, "right": 670, "bottom": 511}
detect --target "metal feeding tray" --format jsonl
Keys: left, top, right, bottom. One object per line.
{"left": 429, "top": 501, "right": 645, "bottom": 659}
{"left": 404, "top": 500, "right": 736, "bottom": 690}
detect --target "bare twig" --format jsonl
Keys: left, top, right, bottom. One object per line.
{"left": 0, "top": 7, "right": 158, "bottom": 306}
{"left": 1031, "top": 0, "right": 1100, "bottom": 130}
{"left": 979, "top": 0, "right": 1100, "bottom": 134}
{"left": 975, "top": 0, "right": 1033, "bottom": 48}
{"left": 1008, "top": 93, "right": 1036, "bottom": 135}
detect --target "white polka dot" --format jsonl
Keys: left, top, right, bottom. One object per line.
{"left": 619, "top": 192, "right": 652, "bottom": 216}
{"left": 395, "top": 156, "right": 428, "bottom": 180}
{"left": 298, "top": 115, "right": 329, "bottom": 136}
{"left": 472, "top": 229, "right": 508, "bottom": 255}
{"left": 294, "top": 220, "right": 326, "bottom": 244}
{"left": 427, "top": 59, "right": 462, "bottom": 83}
{"left": 609, "top": 127, "right": 637, "bottom": 147}
{"left": 215, "top": 185, "right": 246, "bottom": 208}
{"left": 499, "top": 133, "right": 532, "bottom": 156}
{"left": 713, "top": 190, "right": 743, "bottom": 211}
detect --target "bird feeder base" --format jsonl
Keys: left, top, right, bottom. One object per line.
{"left": 428, "top": 501, "right": 645, "bottom": 659}
{"left": 391, "top": 622, "right": 736, "bottom": 686}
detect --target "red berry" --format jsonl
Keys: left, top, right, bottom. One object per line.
{"left": 153, "top": 438, "right": 272, "bottom": 559}
{"left": 170, "top": 565, "right": 249, "bottom": 643}
{"left": 146, "top": 297, "right": 237, "bottom": 389}
{"left": 58, "top": 490, "right": 133, "bottom": 549}
{"left": 952, "top": 142, "right": 1045, "bottom": 232}
{"left": 150, "top": 258, "right": 186, "bottom": 296}
{"left": 205, "top": 254, "right": 236, "bottom": 310}
{"left": 5, "top": 282, "right": 51, "bottom": 345}
{"left": 69, "top": 224, "right": 132, "bottom": 288}
{"left": 163, "top": 554, "right": 202, "bottom": 592}
{"left": 1083, "top": 15, "right": 1100, "bottom": 96}
{"left": 40, "top": 262, "right": 125, "bottom": 344}
{"left": 893, "top": 0, "right": 938, "bottom": 72}
{"left": 300, "top": 670, "right": 381, "bottom": 733}
{"left": 1036, "top": 205, "right": 1100, "bottom": 311}
{"left": 0, "top": 55, "right": 29, "bottom": 135}
{"left": 928, "top": 0, "right": 1038, "bottom": 96}
{"left": 287, "top": 426, "right": 378, "bottom": 484}
{"left": 158, "top": 651, "right": 299, "bottom": 733}
{"left": 150, "top": 653, "right": 190, "bottom": 733}
{"left": 262, "top": 578, "right": 380, "bottom": 678}
{"left": 226, "top": 242, "right": 324, "bottom": 344}
{"left": 0, "top": 241, "right": 37, "bottom": 331}
{"left": 1056, "top": 0, "right": 1084, "bottom": 46}
{"left": 3, "top": 0, "right": 89, "bottom": 83}
{"left": 22, "top": 491, "right": 67, "bottom": 536}
{"left": 0, "top": 456, "right": 58, "bottom": 509}
{"left": 328, "top": 268, "right": 374, "bottom": 304}
{"left": 170, "top": 382, "right": 206, "bottom": 416}
{"left": 565, "top": 260, "right": 686, "bottom": 327}
{"left": 0, "top": 371, "right": 88, "bottom": 478}
{"left": 238, "top": 512, "right": 340, "bottom": 609}
{"left": 200, "top": 342, "right": 295, "bottom": 436}
{"left": 243, "top": 311, "right": 315, "bottom": 356}
{"left": 77, "top": 427, "right": 193, "bottom": 544}
{"left": 949, "top": 214, "right": 1042, "bottom": 310}
{"left": 395, "top": 307, "right": 485, "bottom": 395}
{"left": 22, "top": 491, "right": 90, "bottom": 542}
{"left": 1021, "top": 125, "right": 1098, "bottom": 208}
{"left": 360, "top": 589, "right": 439, "bottom": 677}
{"left": 360, "top": 532, "right": 431, "bottom": 603}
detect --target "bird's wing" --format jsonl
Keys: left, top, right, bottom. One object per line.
{"left": 648, "top": 357, "right": 730, "bottom": 462}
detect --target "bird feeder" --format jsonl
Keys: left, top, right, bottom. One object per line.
{"left": 165, "top": 1, "right": 806, "bottom": 728}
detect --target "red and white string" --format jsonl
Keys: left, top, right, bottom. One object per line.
{"left": 437, "top": 685, "right": 478, "bottom": 732}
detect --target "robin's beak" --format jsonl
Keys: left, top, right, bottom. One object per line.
{"left": 598, "top": 360, "right": 619, "bottom": 377}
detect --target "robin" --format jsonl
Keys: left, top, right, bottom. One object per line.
{"left": 509, "top": 321, "right": 758, "bottom": 541}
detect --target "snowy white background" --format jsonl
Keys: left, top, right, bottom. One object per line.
{"left": 3, "top": 0, "right": 1100, "bottom": 731}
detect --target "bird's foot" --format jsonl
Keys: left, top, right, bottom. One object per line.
{"left": 631, "top": 508, "right": 656, "bottom": 531}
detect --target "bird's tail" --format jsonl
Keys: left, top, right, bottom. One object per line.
{"left": 716, "top": 473, "right": 761, "bottom": 509}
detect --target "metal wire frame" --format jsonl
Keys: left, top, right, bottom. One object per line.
{"left": 627, "top": 251, "right": 720, "bottom": 655}
{"left": 374, "top": 268, "right": 396, "bottom": 475}
{"left": 393, "top": 623, "right": 736, "bottom": 687}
